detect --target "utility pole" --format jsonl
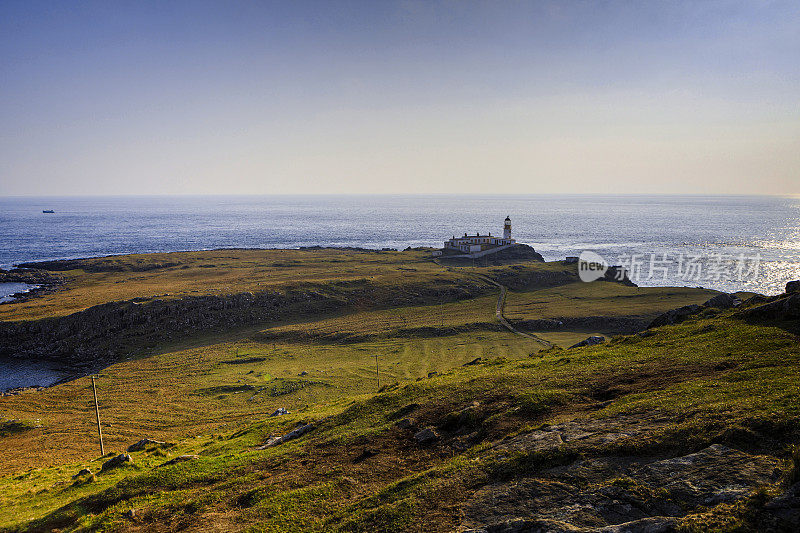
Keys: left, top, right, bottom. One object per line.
{"left": 91, "top": 376, "right": 105, "bottom": 456}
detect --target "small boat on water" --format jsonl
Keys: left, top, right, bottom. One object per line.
{"left": 42, "top": 210, "right": 55, "bottom": 213}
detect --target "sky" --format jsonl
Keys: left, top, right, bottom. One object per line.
{"left": 1, "top": 0, "right": 798, "bottom": 196}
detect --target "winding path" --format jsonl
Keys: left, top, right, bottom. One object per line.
{"left": 431, "top": 259, "right": 552, "bottom": 348}
{"left": 482, "top": 277, "right": 553, "bottom": 348}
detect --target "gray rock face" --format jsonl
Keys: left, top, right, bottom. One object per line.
{"left": 648, "top": 304, "right": 702, "bottom": 328}
{"left": 414, "top": 427, "right": 440, "bottom": 444}
{"left": 739, "top": 292, "right": 800, "bottom": 321}
{"left": 461, "top": 415, "right": 782, "bottom": 533}
{"left": 72, "top": 468, "right": 92, "bottom": 479}
{"left": 0, "top": 276, "right": 494, "bottom": 371}
{"left": 568, "top": 336, "right": 605, "bottom": 349}
{"left": 703, "top": 293, "right": 741, "bottom": 309}
{"left": 127, "top": 438, "right": 169, "bottom": 452}
{"left": 101, "top": 453, "right": 133, "bottom": 472}
{"left": 259, "top": 423, "right": 315, "bottom": 448}
{"left": 635, "top": 444, "right": 779, "bottom": 505}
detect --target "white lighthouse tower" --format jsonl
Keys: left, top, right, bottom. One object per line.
{"left": 503, "top": 216, "right": 512, "bottom": 240}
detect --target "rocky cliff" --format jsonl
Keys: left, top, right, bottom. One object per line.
{"left": 0, "top": 277, "right": 494, "bottom": 372}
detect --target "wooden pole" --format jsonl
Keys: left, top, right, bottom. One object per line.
{"left": 91, "top": 376, "right": 105, "bottom": 456}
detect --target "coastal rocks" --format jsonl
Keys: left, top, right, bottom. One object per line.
{"left": 1, "top": 387, "right": 46, "bottom": 397}
{"left": 569, "top": 336, "right": 605, "bottom": 349}
{"left": 703, "top": 293, "right": 741, "bottom": 309}
{"left": 648, "top": 304, "right": 702, "bottom": 328}
{"left": 738, "top": 292, "right": 800, "bottom": 321}
{"left": 101, "top": 453, "right": 133, "bottom": 472}
{"left": 0, "top": 268, "right": 63, "bottom": 286}
{"left": 648, "top": 291, "right": 756, "bottom": 329}
{"left": 787, "top": 280, "right": 800, "bottom": 293}
{"left": 127, "top": 438, "right": 170, "bottom": 452}
{"left": 439, "top": 244, "right": 545, "bottom": 266}
{"left": 16, "top": 258, "right": 179, "bottom": 273}
{"left": 0, "top": 268, "right": 65, "bottom": 304}
{"left": 603, "top": 266, "right": 637, "bottom": 287}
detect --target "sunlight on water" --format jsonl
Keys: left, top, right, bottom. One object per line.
{"left": 0, "top": 195, "right": 798, "bottom": 295}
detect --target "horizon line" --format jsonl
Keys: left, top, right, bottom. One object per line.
{"left": 1, "top": 192, "right": 797, "bottom": 199}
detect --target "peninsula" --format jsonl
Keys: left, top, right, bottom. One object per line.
{"left": 0, "top": 248, "right": 798, "bottom": 531}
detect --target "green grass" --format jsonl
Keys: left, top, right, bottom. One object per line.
{"left": 3, "top": 312, "right": 799, "bottom": 531}
{"left": 2, "top": 251, "right": 796, "bottom": 531}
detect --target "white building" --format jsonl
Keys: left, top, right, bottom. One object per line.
{"left": 444, "top": 216, "right": 516, "bottom": 254}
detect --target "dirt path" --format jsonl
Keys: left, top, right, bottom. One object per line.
{"left": 483, "top": 278, "right": 553, "bottom": 348}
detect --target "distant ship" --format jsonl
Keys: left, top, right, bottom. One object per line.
{"left": 42, "top": 210, "right": 55, "bottom": 213}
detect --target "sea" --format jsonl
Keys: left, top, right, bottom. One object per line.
{"left": 1, "top": 194, "right": 799, "bottom": 298}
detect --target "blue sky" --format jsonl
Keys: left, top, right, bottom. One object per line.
{"left": 1, "top": 1, "right": 798, "bottom": 195}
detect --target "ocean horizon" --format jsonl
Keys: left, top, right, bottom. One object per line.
{"left": 1, "top": 194, "right": 798, "bottom": 295}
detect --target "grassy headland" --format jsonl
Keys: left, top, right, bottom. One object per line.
{"left": 2, "top": 248, "right": 797, "bottom": 531}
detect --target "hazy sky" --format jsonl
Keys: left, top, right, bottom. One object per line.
{"left": 1, "top": 1, "right": 798, "bottom": 196}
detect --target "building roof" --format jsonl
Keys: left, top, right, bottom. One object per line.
{"left": 447, "top": 234, "right": 509, "bottom": 241}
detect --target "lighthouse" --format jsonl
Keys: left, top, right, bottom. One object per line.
{"left": 442, "top": 216, "right": 516, "bottom": 253}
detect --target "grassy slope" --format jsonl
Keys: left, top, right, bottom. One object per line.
{"left": 0, "top": 249, "right": 453, "bottom": 321}
{"left": 4, "top": 250, "right": 785, "bottom": 531}
{"left": 504, "top": 281, "right": 720, "bottom": 346}
{"left": 3, "top": 313, "right": 797, "bottom": 532}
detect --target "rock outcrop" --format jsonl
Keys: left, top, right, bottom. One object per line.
{"left": 738, "top": 292, "right": 800, "bottom": 322}
{"left": 461, "top": 414, "right": 786, "bottom": 532}
{"left": 702, "top": 293, "right": 741, "bottom": 309}
{"left": 414, "top": 427, "right": 440, "bottom": 444}
{"left": 439, "top": 244, "right": 545, "bottom": 266}
{"left": 101, "top": 454, "right": 133, "bottom": 472}
{"left": 648, "top": 304, "right": 703, "bottom": 328}
{"left": 569, "top": 336, "right": 605, "bottom": 349}
{"left": 259, "top": 423, "right": 315, "bottom": 448}
{"left": 127, "top": 439, "right": 170, "bottom": 452}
